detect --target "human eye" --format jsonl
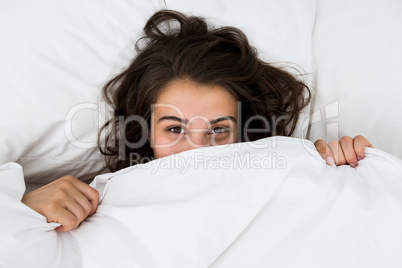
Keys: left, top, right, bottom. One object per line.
{"left": 167, "top": 126, "right": 185, "bottom": 134}
{"left": 209, "top": 126, "right": 230, "bottom": 135}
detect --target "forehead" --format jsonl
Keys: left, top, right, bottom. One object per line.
{"left": 154, "top": 80, "right": 238, "bottom": 119}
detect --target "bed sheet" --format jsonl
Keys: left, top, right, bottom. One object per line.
{"left": 1, "top": 137, "right": 402, "bottom": 267}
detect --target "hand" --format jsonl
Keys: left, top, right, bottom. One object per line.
{"left": 314, "top": 135, "right": 374, "bottom": 167}
{"left": 21, "top": 175, "right": 99, "bottom": 232}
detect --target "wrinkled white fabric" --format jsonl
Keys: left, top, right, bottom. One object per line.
{"left": 1, "top": 137, "right": 402, "bottom": 267}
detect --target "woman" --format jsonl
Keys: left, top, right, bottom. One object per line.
{"left": 22, "top": 10, "right": 373, "bottom": 232}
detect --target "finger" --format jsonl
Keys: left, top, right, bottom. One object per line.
{"left": 61, "top": 176, "right": 99, "bottom": 215}
{"left": 72, "top": 180, "right": 99, "bottom": 215}
{"left": 339, "top": 136, "right": 358, "bottom": 167}
{"left": 55, "top": 225, "right": 66, "bottom": 232}
{"left": 327, "top": 140, "right": 346, "bottom": 166}
{"left": 314, "top": 139, "right": 336, "bottom": 166}
{"left": 69, "top": 189, "right": 94, "bottom": 219}
{"left": 63, "top": 199, "right": 88, "bottom": 229}
{"left": 52, "top": 207, "right": 79, "bottom": 232}
{"left": 57, "top": 177, "right": 96, "bottom": 217}
{"left": 354, "top": 135, "right": 374, "bottom": 160}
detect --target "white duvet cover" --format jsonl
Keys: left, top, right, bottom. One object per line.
{"left": 1, "top": 137, "right": 402, "bottom": 267}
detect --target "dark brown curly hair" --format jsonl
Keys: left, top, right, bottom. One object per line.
{"left": 99, "top": 10, "right": 311, "bottom": 172}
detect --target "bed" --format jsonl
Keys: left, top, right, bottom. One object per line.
{"left": 1, "top": 0, "right": 402, "bottom": 267}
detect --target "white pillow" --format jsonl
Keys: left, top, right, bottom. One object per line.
{"left": 308, "top": 0, "right": 402, "bottom": 159}
{"left": 0, "top": 0, "right": 166, "bottom": 185}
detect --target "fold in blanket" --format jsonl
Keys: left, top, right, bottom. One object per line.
{"left": 1, "top": 137, "right": 402, "bottom": 267}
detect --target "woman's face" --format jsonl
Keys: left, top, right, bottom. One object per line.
{"left": 151, "top": 79, "right": 238, "bottom": 159}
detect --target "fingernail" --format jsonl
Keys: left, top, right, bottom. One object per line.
{"left": 326, "top": 157, "right": 335, "bottom": 166}
{"left": 357, "top": 156, "right": 363, "bottom": 161}
{"left": 350, "top": 163, "right": 356, "bottom": 168}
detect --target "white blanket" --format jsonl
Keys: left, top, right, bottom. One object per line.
{"left": 1, "top": 137, "right": 402, "bottom": 267}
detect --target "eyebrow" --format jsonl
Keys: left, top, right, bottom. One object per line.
{"left": 157, "top": 115, "right": 237, "bottom": 124}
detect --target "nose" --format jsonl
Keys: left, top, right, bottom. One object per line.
{"left": 186, "top": 132, "right": 209, "bottom": 149}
